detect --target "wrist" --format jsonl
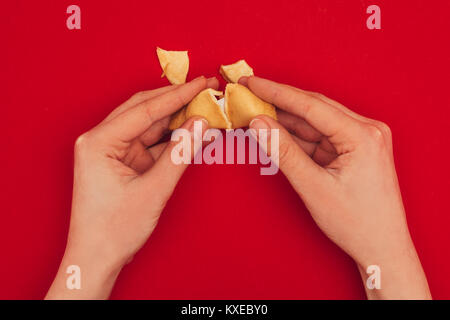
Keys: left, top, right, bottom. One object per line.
{"left": 351, "top": 224, "right": 416, "bottom": 269}
{"left": 46, "top": 240, "right": 124, "bottom": 300}
{"left": 354, "top": 237, "right": 431, "bottom": 300}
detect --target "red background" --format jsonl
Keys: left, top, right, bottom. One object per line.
{"left": 1, "top": 0, "right": 450, "bottom": 299}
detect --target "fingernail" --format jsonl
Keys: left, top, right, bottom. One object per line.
{"left": 238, "top": 76, "right": 249, "bottom": 86}
{"left": 198, "top": 118, "right": 209, "bottom": 132}
{"left": 189, "top": 118, "right": 208, "bottom": 160}
{"left": 189, "top": 117, "right": 208, "bottom": 134}
{"left": 249, "top": 118, "right": 269, "bottom": 130}
{"left": 192, "top": 76, "right": 205, "bottom": 82}
{"left": 249, "top": 118, "right": 271, "bottom": 143}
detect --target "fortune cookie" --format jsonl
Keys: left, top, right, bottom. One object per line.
{"left": 220, "top": 60, "right": 254, "bottom": 83}
{"left": 156, "top": 47, "right": 189, "bottom": 84}
{"left": 169, "top": 89, "right": 232, "bottom": 130}
{"left": 169, "top": 84, "right": 276, "bottom": 129}
{"left": 225, "top": 83, "right": 277, "bottom": 128}
{"left": 164, "top": 54, "right": 277, "bottom": 129}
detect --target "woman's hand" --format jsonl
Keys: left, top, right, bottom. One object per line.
{"left": 46, "top": 76, "right": 217, "bottom": 299}
{"left": 242, "top": 76, "right": 431, "bottom": 300}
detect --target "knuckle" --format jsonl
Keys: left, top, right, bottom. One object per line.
{"left": 270, "top": 86, "right": 281, "bottom": 103}
{"left": 143, "top": 103, "right": 155, "bottom": 126}
{"left": 176, "top": 93, "right": 188, "bottom": 107}
{"left": 300, "top": 94, "right": 315, "bottom": 118}
{"left": 74, "top": 132, "right": 90, "bottom": 151}
{"left": 309, "top": 91, "right": 325, "bottom": 100}
{"left": 375, "top": 121, "right": 392, "bottom": 139}
{"left": 364, "top": 124, "right": 386, "bottom": 146}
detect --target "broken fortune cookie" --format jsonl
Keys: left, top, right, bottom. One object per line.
{"left": 169, "top": 84, "right": 277, "bottom": 130}
{"left": 225, "top": 83, "right": 277, "bottom": 129}
{"left": 156, "top": 47, "right": 189, "bottom": 85}
{"left": 169, "top": 89, "right": 231, "bottom": 130}
{"left": 220, "top": 60, "right": 254, "bottom": 83}
{"left": 163, "top": 54, "right": 277, "bottom": 129}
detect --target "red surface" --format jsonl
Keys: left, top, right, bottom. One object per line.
{"left": 1, "top": 0, "right": 450, "bottom": 299}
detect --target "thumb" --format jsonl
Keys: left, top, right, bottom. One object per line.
{"left": 250, "top": 115, "right": 325, "bottom": 192}
{"left": 138, "top": 116, "right": 209, "bottom": 197}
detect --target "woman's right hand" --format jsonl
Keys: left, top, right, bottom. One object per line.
{"left": 241, "top": 76, "right": 431, "bottom": 300}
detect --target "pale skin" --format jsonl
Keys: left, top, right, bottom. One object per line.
{"left": 46, "top": 75, "right": 431, "bottom": 300}
{"left": 240, "top": 76, "right": 431, "bottom": 300}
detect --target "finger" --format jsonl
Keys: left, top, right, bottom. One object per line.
{"left": 139, "top": 116, "right": 171, "bottom": 147}
{"left": 277, "top": 110, "right": 322, "bottom": 142}
{"left": 238, "top": 75, "right": 249, "bottom": 86}
{"left": 267, "top": 82, "right": 377, "bottom": 127}
{"left": 240, "top": 76, "right": 364, "bottom": 148}
{"left": 302, "top": 90, "right": 393, "bottom": 150}
{"left": 300, "top": 89, "right": 369, "bottom": 122}
{"left": 147, "top": 142, "right": 167, "bottom": 160}
{"left": 205, "top": 76, "right": 220, "bottom": 91}
{"left": 242, "top": 79, "right": 333, "bottom": 145}
{"left": 312, "top": 143, "right": 338, "bottom": 167}
{"left": 122, "top": 140, "right": 155, "bottom": 173}
{"left": 138, "top": 116, "right": 209, "bottom": 198}
{"left": 99, "top": 76, "right": 208, "bottom": 142}
{"left": 250, "top": 115, "right": 326, "bottom": 193}
{"left": 290, "top": 135, "right": 317, "bottom": 156}
{"left": 101, "top": 86, "right": 179, "bottom": 125}
{"left": 290, "top": 134, "right": 338, "bottom": 166}
{"left": 274, "top": 83, "right": 392, "bottom": 146}
{"left": 102, "top": 77, "right": 219, "bottom": 124}
{"left": 241, "top": 75, "right": 377, "bottom": 127}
